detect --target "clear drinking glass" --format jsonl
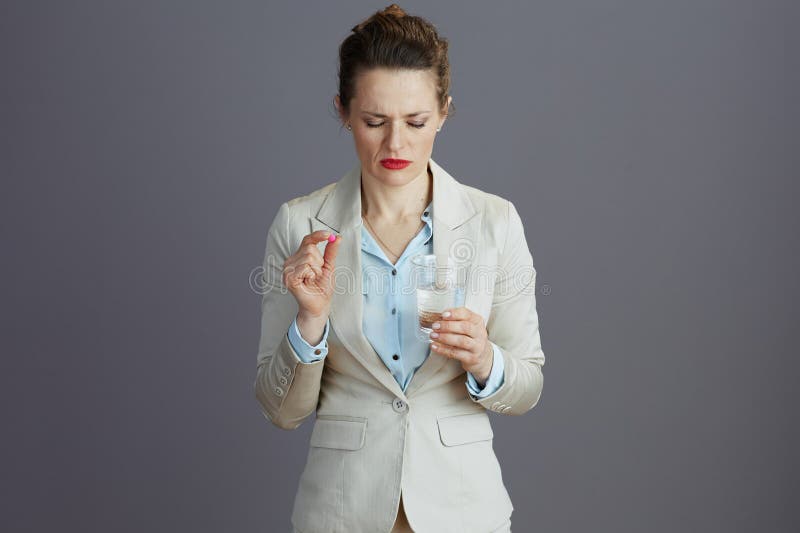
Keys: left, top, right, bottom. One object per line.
{"left": 410, "top": 254, "right": 467, "bottom": 343}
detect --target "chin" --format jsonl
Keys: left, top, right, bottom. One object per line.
{"left": 378, "top": 172, "right": 414, "bottom": 186}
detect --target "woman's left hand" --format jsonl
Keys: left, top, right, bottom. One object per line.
{"left": 429, "top": 307, "right": 494, "bottom": 385}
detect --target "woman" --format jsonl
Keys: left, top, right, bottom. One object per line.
{"left": 255, "top": 5, "right": 545, "bottom": 532}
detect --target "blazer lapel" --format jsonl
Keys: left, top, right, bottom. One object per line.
{"left": 313, "top": 157, "right": 482, "bottom": 399}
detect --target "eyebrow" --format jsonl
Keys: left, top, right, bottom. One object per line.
{"left": 361, "top": 110, "right": 432, "bottom": 118}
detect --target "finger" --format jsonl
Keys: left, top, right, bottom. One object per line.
{"left": 285, "top": 263, "right": 323, "bottom": 290}
{"left": 432, "top": 319, "right": 473, "bottom": 337}
{"left": 305, "top": 249, "right": 325, "bottom": 273}
{"left": 430, "top": 341, "right": 469, "bottom": 361}
{"left": 286, "top": 247, "right": 324, "bottom": 270}
{"left": 306, "top": 262, "right": 323, "bottom": 279}
{"left": 440, "top": 306, "right": 469, "bottom": 321}
{"left": 284, "top": 262, "right": 312, "bottom": 288}
{"left": 322, "top": 233, "right": 342, "bottom": 270}
{"left": 429, "top": 332, "right": 477, "bottom": 352}
{"left": 299, "top": 230, "right": 335, "bottom": 249}
{"left": 442, "top": 306, "right": 483, "bottom": 326}
{"left": 284, "top": 260, "right": 323, "bottom": 282}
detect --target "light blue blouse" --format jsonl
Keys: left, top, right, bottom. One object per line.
{"left": 286, "top": 201, "right": 505, "bottom": 398}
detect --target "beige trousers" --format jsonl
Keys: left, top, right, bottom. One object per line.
{"left": 390, "top": 494, "right": 414, "bottom": 532}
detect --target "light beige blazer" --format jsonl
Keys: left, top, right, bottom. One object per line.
{"left": 255, "top": 157, "right": 545, "bottom": 533}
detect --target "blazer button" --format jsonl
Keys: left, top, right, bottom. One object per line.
{"left": 281, "top": 367, "right": 291, "bottom": 376}
{"left": 274, "top": 387, "right": 284, "bottom": 396}
{"left": 392, "top": 398, "right": 407, "bottom": 413}
{"left": 279, "top": 376, "right": 288, "bottom": 386}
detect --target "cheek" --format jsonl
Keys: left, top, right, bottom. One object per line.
{"left": 417, "top": 136, "right": 436, "bottom": 155}
{"left": 353, "top": 132, "right": 380, "bottom": 149}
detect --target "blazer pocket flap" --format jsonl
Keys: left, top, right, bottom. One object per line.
{"left": 437, "top": 412, "right": 494, "bottom": 446}
{"left": 310, "top": 417, "right": 367, "bottom": 450}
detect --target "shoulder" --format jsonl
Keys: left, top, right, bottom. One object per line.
{"left": 268, "top": 180, "right": 337, "bottom": 234}
{"left": 265, "top": 179, "right": 337, "bottom": 249}
{"left": 459, "top": 182, "right": 512, "bottom": 223}
{"left": 283, "top": 181, "right": 337, "bottom": 216}
{"left": 448, "top": 179, "right": 525, "bottom": 257}
{"left": 435, "top": 159, "right": 513, "bottom": 221}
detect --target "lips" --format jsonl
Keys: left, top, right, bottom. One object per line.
{"left": 380, "top": 159, "right": 412, "bottom": 170}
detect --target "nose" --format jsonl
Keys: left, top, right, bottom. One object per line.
{"left": 386, "top": 121, "right": 405, "bottom": 153}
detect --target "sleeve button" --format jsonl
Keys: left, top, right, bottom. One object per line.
{"left": 314, "top": 349, "right": 322, "bottom": 355}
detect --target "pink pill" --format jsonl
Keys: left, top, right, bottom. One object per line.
{"left": 327, "top": 233, "right": 337, "bottom": 242}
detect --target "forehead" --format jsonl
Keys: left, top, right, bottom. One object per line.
{"left": 352, "top": 68, "right": 439, "bottom": 111}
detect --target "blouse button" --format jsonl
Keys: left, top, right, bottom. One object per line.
{"left": 392, "top": 354, "right": 399, "bottom": 360}
{"left": 391, "top": 268, "right": 397, "bottom": 275}
{"left": 391, "top": 307, "right": 396, "bottom": 314}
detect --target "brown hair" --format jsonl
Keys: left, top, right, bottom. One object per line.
{"left": 335, "top": 4, "right": 455, "bottom": 125}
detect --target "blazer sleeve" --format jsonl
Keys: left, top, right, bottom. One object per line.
{"left": 254, "top": 201, "right": 326, "bottom": 430}
{"left": 468, "top": 200, "right": 546, "bottom": 415}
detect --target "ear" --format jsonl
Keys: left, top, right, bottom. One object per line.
{"left": 334, "top": 95, "right": 348, "bottom": 124}
{"left": 439, "top": 95, "right": 452, "bottom": 128}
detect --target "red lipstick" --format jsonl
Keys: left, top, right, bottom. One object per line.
{"left": 381, "top": 159, "right": 412, "bottom": 170}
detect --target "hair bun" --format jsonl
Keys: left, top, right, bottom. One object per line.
{"left": 381, "top": 3, "right": 407, "bottom": 18}
{"left": 352, "top": 3, "right": 407, "bottom": 33}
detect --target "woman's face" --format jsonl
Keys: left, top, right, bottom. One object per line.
{"left": 336, "top": 68, "right": 450, "bottom": 189}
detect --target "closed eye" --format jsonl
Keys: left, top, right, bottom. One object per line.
{"left": 366, "top": 122, "right": 426, "bottom": 129}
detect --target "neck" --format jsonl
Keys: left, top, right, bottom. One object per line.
{"left": 360, "top": 162, "right": 433, "bottom": 223}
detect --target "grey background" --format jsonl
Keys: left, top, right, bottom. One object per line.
{"left": 1, "top": 0, "right": 797, "bottom": 531}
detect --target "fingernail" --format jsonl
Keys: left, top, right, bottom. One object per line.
{"left": 328, "top": 233, "right": 337, "bottom": 242}
{"left": 430, "top": 332, "right": 439, "bottom": 338}
{"left": 442, "top": 311, "right": 451, "bottom": 318}
{"left": 432, "top": 322, "right": 440, "bottom": 329}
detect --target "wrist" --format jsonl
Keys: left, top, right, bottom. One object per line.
{"left": 296, "top": 310, "right": 329, "bottom": 345}
{"left": 297, "top": 307, "right": 329, "bottom": 323}
{"left": 473, "top": 343, "right": 494, "bottom": 386}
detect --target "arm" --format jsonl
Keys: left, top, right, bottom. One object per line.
{"left": 254, "top": 202, "right": 326, "bottom": 430}
{"left": 468, "top": 200, "right": 546, "bottom": 415}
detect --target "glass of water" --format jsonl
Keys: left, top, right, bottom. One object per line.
{"left": 410, "top": 254, "right": 467, "bottom": 343}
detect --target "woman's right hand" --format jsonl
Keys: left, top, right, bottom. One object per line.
{"left": 282, "top": 230, "right": 342, "bottom": 320}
